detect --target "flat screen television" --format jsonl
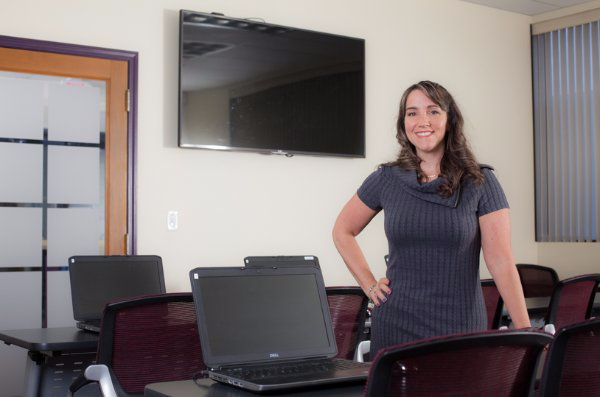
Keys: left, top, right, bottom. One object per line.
{"left": 178, "top": 10, "right": 365, "bottom": 158}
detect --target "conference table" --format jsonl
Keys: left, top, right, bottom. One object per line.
{"left": 145, "top": 378, "right": 366, "bottom": 397}
{"left": 0, "top": 326, "right": 100, "bottom": 397}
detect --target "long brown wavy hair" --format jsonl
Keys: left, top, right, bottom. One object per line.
{"left": 387, "top": 81, "right": 484, "bottom": 197}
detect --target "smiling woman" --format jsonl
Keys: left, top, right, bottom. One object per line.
{"left": 393, "top": 80, "right": 483, "bottom": 196}
{"left": 402, "top": 89, "right": 448, "bottom": 179}
{"left": 332, "top": 80, "right": 531, "bottom": 358}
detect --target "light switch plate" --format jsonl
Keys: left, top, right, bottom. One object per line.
{"left": 167, "top": 211, "right": 178, "bottom": 230}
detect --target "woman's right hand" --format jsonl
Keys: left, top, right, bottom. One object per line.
{"left": 367, "top": 277, "right": 391, "bottom": 306}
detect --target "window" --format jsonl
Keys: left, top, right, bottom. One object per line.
{"left": 532, "top": 17, "right": 600, "bottom": 242}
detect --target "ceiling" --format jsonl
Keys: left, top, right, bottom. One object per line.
{"left": 460, "top": 0, "right": 596, "bottom": 16}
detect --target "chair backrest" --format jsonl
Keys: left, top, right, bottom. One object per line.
{"left": 545, "top": 273, "right": 600, "bottom": 331}
{"left": 325, "top": 286, "right": 369, "bottom": 360}
{"left": 364, "top": 329, "right": 553, "bottom": 397}
{"left": 96, "top": 293, "right": 205, "bottom": 396}
{"left": 516, "top": 264, "right": 559, "bottom": 298}
{"left": 481, "top": 279, "right": 504, "bottom": 329}
{"left": 538, "top": 317, "right": 600, "bottom": 397}
{"left": 517, "top": 264, "right": 560, "bottom": 327}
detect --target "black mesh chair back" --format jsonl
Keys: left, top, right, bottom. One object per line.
{"left": 71, "top": 293, "right": 204, "bottom": 396}
{"left": 365, "top": 329, "right": 553, "bottom": 397}
{"left": 545, "top": 273, "right": 600, "bottom": 331}
{"left": 481, "top": 279, "right": 504, "bottom": 329}
{"left": 516, "top": 264, "right": 559, "bottom": 298}
{"left": 538, "top": 318, "right": 600, "bottom": 397}
{"left": 325, "top": 286, "right": 369, "bottom": 360}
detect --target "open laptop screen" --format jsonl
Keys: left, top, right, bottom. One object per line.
{"left": 69, "top": 255, "right": 165, "bottom": 321}
{"left": 190, "top": 266, "right": 337, "bottom": 367}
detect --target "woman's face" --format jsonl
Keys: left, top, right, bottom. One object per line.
{"left": 403, "top": 89, "right": 447, "bottom": 157}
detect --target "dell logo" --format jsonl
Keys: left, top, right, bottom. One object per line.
{"left": 269, "top": 353, "right": 280, "bottom": 358}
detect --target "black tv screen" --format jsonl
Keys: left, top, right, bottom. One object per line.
{"left": 178, "top": 10, "right": 365, "bottom": 157}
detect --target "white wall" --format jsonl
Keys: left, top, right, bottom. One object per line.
{"left": 3, "top": 0, "right": 595, "bottom": 395}
{"left": 0, "top": 0, "right": 539, "bottom": 289}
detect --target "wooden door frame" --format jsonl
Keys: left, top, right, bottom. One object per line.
{"left": 0, "top": 34, "right": 139, "bottom": 254}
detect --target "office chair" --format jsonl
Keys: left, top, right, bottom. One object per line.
{"left": 516, "top": 264, "right": 560, "bottom": 326}
{"left": 544, "top": 273, "right": 600, "bottom": 332}
{"left": 364, "top": 328, "right": 553, "bottom": 397}
{"left": 325, "top": 287, "right": 369, "bottom": 360}
{"left": 481, "top": 278, "right": 504, "bottom": 329}
{"left": 516, "top": 264, "right": 559, "bottom": 298}
{"left": 69, "top": 293, "right": 205, "bottom": 397}
{"left": 537, "top": 318, "right": 600, "bottom": 397}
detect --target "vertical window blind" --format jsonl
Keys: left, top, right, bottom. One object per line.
{"left": 531, "top": 18, "right": 599, "bottom": 242}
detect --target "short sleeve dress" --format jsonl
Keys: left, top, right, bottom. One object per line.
{"left": 357, "top": 165, "right": 509, "bottom": 355}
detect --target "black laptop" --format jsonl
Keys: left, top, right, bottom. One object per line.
{"left": 189, "top": 265, "right": 370, "bottom": 393}
{"left": 243, "top": 255, "right": 320, "bottom": 269}
{"left": 69, "top": 255, "right": 166, "bottom": 332}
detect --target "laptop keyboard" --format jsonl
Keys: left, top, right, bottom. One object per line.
{"left": 221, "top": 358, "right": 369, "bottom": 381}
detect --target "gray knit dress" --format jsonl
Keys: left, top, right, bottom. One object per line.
{"left": 357, "top": 165, "right": 509, "bottom": 356}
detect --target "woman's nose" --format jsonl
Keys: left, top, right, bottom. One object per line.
{"left": 418, "top": 114, "right": 431, "bottom": 126}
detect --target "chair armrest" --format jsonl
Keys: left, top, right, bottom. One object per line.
{"left": 68, "top": 364, "right": 118, "bottom": 397}
{"left": 355, "top": 340, "right": 371, "bottom": 362}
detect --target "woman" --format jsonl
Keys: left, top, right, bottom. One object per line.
{"left": 332, "top": 80, "right": 530, "bottom": 356}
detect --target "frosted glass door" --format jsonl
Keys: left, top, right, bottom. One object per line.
{"left": 0, "top": 71, "right": 106, "bottom": 327}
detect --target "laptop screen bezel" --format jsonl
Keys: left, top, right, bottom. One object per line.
{"left": 243, "top": 255, "right": 320, "bottom": 269}
{"left": 190, "top": 266, "right": 338, "bottom": 368}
